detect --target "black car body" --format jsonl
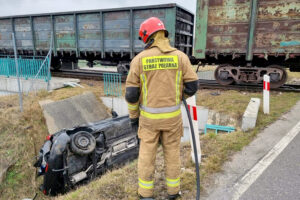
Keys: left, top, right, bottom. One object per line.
{"left": 34, "top": 115, "right": 139, "bottom": 195}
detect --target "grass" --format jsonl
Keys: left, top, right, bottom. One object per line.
{"left": 0, "top": 80, "right": 111, "bottom": 200}
{"left": 55, "top": 90, "right": 300, "bottom": 200}
{"left": 1, "top": 79, "right": 300, "bottom": 200}
{"left": 287, "top": 69, "right": 300, "bottom": 83}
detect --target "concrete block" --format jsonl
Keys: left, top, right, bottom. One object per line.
{"left": 0, "top": 78, "right": 7, "bottom": 91}
{"left": 242, "top": 98, "right": 261, "bottom": 132}
{"left": 197, "top": 106, "right": 209, "bottom": 131}
{"left": 0, "top": 76, "right": 80, "bottom": 94}
{"left": 40, "top": 92, "right": 109, "bottom": 134}
{"left": 101, "top": 97, "right": 129, "bottom": 116}
{"left": 181, "top": 105, "right": 208, "bottom": 142}
{"left": 197, "top": 70, "right": 215, "bottom": 80}
{"left": 6, "top": 78, "right": 19, "bottom": 92}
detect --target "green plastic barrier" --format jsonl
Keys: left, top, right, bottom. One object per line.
{"left": 103, "top": 73, "right": 122, "bottom": 97}
{"left": 0, "top": 56, "right": 51, "bottom": 82}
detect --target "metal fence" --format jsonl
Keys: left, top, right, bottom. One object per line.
{"left": 103, "top": 73, "right": 122, "bottom": 97}
{"left": 0, "top": 56, "right": 51, "bottom": 82}
{"left": 0, "top": 33, "right": 52, "bottom": 112}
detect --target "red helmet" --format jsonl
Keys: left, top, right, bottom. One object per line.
{"left": 139, "top": 17, "right": 167, "bottom": 43}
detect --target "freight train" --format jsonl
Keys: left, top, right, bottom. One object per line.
{"left": 0, "top": 4, "right": 194, "bottom": 73}
{"left": 0, "top": 1, "right": 299, "bottom": 88}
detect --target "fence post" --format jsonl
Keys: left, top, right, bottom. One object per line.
{"left": 186, "top": 95, "right": 201, "bottom": 164}
{"left": 6, "top": 56, "right": 10, "bottom": 77}
{"left": 12, "top": 33, "right": 23, "bottom": 112}
{"left": 263, "top": 74, "right": 270, "bottom": 114}
{"left": 47, "top": 34, "right": 53, "bottom": 91}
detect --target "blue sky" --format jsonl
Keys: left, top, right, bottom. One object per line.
{"left": 0, "top": 0, "right": 196, "bottom": 17}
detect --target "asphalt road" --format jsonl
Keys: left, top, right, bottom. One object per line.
{"left": 240, "top": 132, "right": 300, "bottom": 200}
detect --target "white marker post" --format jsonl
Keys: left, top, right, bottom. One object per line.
{"left": 263, "top": 75, "right": 270, "bottom": 114}
{"left": 186, "top": 96, "right": 201, "bottom": 164}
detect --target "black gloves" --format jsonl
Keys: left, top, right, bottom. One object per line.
{"left": 130, "top": 118, "right": 139, "bottom": 132}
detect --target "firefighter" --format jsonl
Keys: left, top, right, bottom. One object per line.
{"left": 125, "top": 17, "right": 198, "bottom": 200}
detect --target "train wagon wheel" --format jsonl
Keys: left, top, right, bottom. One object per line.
{"left": 267, "top": 65, "right": 287, "bottom": 89}
{"left": 214, "top": 64, "right": 235, "bottom": 85}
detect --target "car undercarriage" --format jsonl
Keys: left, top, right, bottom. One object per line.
{"left": 34, "top": 115, "right": 139, "bottom": 196}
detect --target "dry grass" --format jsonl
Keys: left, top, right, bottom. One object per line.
{"left": 56, "top": 89, "right": 300, "bottom": 200}
{"left": 0, "top": 80, "right": 110, "bottom": 200}
{"left": 287, "top": 69, "right": 300, "bottom": 84}
{"left": 287, "top": 69, "right": 300, "bottom": 79}
{"left": 1, "top": 80, "right": 300, "bottom": 200}
{"left": 196, "top": 89, "right": 300, "bottom": 119}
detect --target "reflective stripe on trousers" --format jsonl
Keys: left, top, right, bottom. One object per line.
{"left": 140, "top": 108, "right": 181, "bottom": 119}
{"left": 166, "top": 177, "right": 180, "bottom": 187}
{"left": 140, "top": 104, "right": 181, "bottom": 119}
{"left": 139, "top": 178, "right": 154, "bottom": 190}
{"left": 140, "top": 105, "right": 180, "bottom": 114}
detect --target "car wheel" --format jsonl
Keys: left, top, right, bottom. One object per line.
{"left": 70, "top": 131, "right": 96, "bottom": 155}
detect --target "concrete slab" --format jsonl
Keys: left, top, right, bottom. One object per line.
{"left": 242, "top": 98, "right": 261, "bottom": 132}
{"left": 0, "top": 76, "right": 80, "bottom": 93}
{"left": 79, "top": 66, "right": 117, "bottom": 72}
{"left": 197, "top": 71, "right": 215, "bottom": 80}
{"left": 197, "top": 106, "right": 209, "bottom": 130}
{"left": 0, "top": 91, "right": 16, "bottom": 96}
{"left": 39, "top": 92, "right": 109, "bottom": 134}
{"left": 101, "top": 97, "right": 129, "bottom": 116}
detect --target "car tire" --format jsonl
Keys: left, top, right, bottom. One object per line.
{"left": 70, "top": 131, "right": 96, "bottom": 155}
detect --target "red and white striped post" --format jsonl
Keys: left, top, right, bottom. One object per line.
{"left": 186, "top": 96, "right": 201, "bottom": 164}
{"left": 263, "top": 75, "right": 270, "bottom": 114}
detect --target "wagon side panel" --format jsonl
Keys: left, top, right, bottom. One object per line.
{"left": 254, "top": 0, "right": 300, "bottom": 54}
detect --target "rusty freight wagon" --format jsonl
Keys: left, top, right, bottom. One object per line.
{"left": 194, "top": 0, "right": 300, "bottom": 88}
{"left": 0, "top": 4, "right": 193, "bottom": 73}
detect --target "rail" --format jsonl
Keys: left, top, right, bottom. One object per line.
{"left": 51, "top": 70, "right": 300, "bottom": 93}
{"left": 198, "top": 80, "right": 300, "bottom": 92}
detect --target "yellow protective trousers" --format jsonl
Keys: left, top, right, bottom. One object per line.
{"left": 138, "top": 116, "right": 183, "bottom": 197}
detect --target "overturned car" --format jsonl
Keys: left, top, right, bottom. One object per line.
{"left": 34, "top": 115, "right": 139, "bottom": 195}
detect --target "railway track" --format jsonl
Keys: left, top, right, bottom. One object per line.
{"left": 198, "top": 80, "right": 300, "bottom": 92}
{"left": 52, "top": 69, "right": 300, "bottom": 92}
{"left": 51, "top": 69, "right": 127, "bottom": 81}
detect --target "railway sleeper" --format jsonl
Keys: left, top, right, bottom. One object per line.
{"left": 215, "top": 64, "right": 287, "bottom": 88}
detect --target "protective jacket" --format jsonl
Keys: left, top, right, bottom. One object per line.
{"left": 125, "top": 31, "right": 198, "bottom": 198}
{"left": 126, "top": 32, "right": 198, "bottom": 121}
